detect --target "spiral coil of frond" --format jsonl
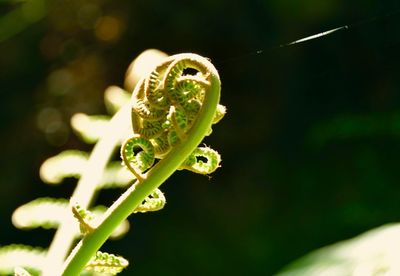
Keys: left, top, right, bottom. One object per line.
{"left": 122, "top": 53, "right": 226, "bottom": 180}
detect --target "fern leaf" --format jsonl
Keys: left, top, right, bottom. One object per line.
{"left": 12, "top": 198, "right": 129, "bottom": 239}
{"left": 179, "top": 146, "right": 221, "bottom": 174}
{"left": 14, "top": 267, "right": 32, "bottom": 276}
{"left": 85, "top": 251, "right": 129, "bottom": 275}
{"left": 97, "top": 162, "right": 134, "bottom": 190}
{"left": 40, "top": 151, "right": 134, "bottom": 189}
{"left": 277, "top": 223, "right": 400, "bottom": 275}
{"left": 12, "top": 198, "right": 67, "bottom": 230}
{"left": 72, "top": 203, "right": 96, "bottom": 235}
{"left": 104, "top": 86, "right": 131, "bottom": 114}
{"left": 0, "top": 244, "right": 46, "bottom": 275}
{"left": 134, "top": 188, "right": 166, "bottom": 213}
{"left": 39, "top": 150, "right": 88, "bottom": 184}
{"left": 212, "top": 104, "right": 227, "bottom": 124}
{"left": 70, "top": 113, "right": 111, "bottom": 144}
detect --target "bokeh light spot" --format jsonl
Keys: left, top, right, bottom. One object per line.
{"left": 95, "top": 16, "right": 123, "bottom": 42}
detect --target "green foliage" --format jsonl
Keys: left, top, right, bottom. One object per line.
{"left": 0, "top": 245, "right": 46, "bottom": 275}
{"left": 134, "top": 188, "right": 166, "bottom": 213}
{"left": 14, "top": 267, "right": 32, "bottom": 276}
{"left": 12, "top": 197, "right": 129, "bottom": 239}
{"left": 277, "top": 223, "right": 400, "bottom": 275}
{"left": 72, "top": 203, "right": 97, "bottom": 235}
{"left": 62, "top": 52, "right": 224, "bottom": 276}
{"left": 179, "top": 146, "right": 221, "bottom": 174}
{"left": 85, "top": 251, "right": 128, "bottom": 275}
{"left": 0, "top": 0, "right": 47, "bottom": 43}
{"left": 0, "top": 50, "right": 225, "bottom": 275}
{"left": 123, "top": 53, "right": 225, "bottom": 181}
{"left": 40, "top": 150, "right": 88, "bottom": 184}
{"left": 104, "top": 86, "right": 132, "bottom": 115}
{"left": 40, "top": 151, "right": 133, "bottom": 189}
{"left": 121, "top": 136, "right": 155, "bottom": 181}
{"left": 71, "top": 114, "right": 112, "bottom": 144}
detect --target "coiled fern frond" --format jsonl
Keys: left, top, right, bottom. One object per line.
{"left": 61, "top": 52, "right": 225, "bottom": 275}
{"left": 1, "top": 50, "right": 225, "bottom": 276}
{"left": 122, "top": 53, "right": 226, "bottom": 181}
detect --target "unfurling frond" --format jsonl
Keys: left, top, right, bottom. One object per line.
{"left": 54, "top": 52, "right": 225, "bottom": 275}
{"left": 0, "top": 244, "right": 46, "bottom": 275}
{"left": 134, "top": 188, "right": 166, "bottom": 213}
{"left": 121, "top": 53, "right": 225, "bottom": 179}
{"left": 212, "top": 104, "right": 227, "bottom": 124}
{"left": 85, "top": 251, "right": 129, "bottom": 275}
{"left": 72, "top": 203, "right": 95, "bottom": 235}
{"left": 180, "top": 146, "right": 221, "bottom": 174}
{"left": 121, "top": 136, "right": 155, "bottom": 182}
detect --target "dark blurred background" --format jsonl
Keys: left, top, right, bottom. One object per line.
{"left": 1, "top": 0, "right": 400, "bottom": 275}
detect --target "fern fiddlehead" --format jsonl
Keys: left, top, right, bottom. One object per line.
{"left": 61, "top": 53, "right": 225, "bottom": 275}
{"left": 1, "top": 50, "right": 176, "bottom": 275}
{"left": 124, "top": 53, "right": 226, "bottom": 179}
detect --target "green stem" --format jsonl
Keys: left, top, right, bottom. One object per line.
{"left": 42, "top": 104, "right": 131, "bottom": 276}
{"left": 61, "top": 74, "right": 220, "bottom": 275}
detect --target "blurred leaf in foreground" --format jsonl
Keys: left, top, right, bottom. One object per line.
{"left": 277, "top": 223, "right": 400, "bottom": 276}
